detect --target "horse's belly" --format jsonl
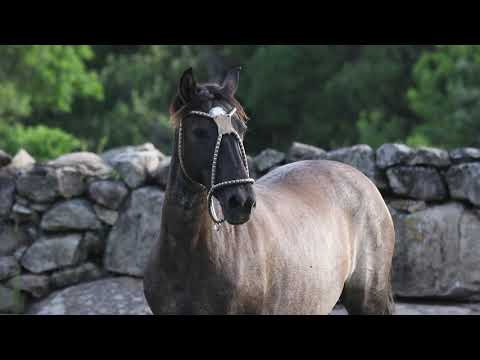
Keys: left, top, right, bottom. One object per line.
{"left": 261, "top": 227, "right": 350, "bottom": 315}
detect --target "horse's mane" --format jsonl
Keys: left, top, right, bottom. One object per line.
{"left": 169, "top": 83, "right": 249, "bottom": 128}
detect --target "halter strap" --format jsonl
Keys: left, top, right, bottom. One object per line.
{"left": 177, "top": 106, "right": 255, "bottom": 230}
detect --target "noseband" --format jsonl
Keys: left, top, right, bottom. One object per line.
{"left": 177, "top": 106, "right": 255, "bottom": 229}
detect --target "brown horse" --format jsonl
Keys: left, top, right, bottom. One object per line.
{"left": 144, "top": 67, "right": 395, "bottom": 315}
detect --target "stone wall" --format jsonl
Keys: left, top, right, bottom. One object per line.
{"left": 1, "top": 142, "right": 480, "bottom": 314}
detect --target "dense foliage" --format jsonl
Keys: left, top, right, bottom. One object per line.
{"left": 1, "top": 45, "right": 479, "bottom": 159}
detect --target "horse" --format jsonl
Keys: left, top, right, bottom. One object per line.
{"left": 143, "top": 67, "right": 395, "bottom": 315}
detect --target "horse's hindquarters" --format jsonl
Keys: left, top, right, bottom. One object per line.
{"left": 253, "top": 160, "right": 396, "bottom": 315}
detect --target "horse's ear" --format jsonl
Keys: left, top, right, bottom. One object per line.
{"left": 221, "top": 66, "right": 241, "bottom": 97}
{"left": 178, "top": 67, "right": 197, "bottom": 103}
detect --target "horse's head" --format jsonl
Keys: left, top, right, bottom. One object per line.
{"left": 171, "top": 67, "right": 256, "bottom": 226}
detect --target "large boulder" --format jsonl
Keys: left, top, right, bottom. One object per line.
{"left": 0, "top": 170, "right": 15, "bottom": 218}
{"left": 21, "top": 234, "right": 87, "bottom": 274}
{"left": 392, "top": 203, "right": 480, "bottom": 300}
{"left": 47, "top": 152, "right": 113, "bottom": 179}
{"left": 16, "top": 166, "right": 60, "bottom": 203}
{"left": 445, "top": 163, "right": 480, "bottom": 207}
{"left": 407, "top": 147, "right": 451, "bottom": 168}
{"left": 101, "top": 144, "right": 165, "bottom": 189}
{"left": 326, "top": 144, "right": 386, "bottom": 189}
{"left": 87, "top": 180, "right": 129, "bottom": 210}
{"left": 254, "top": 149, "right": 286, "bottom": 173}
{"left": 449, "top": 148, "right": 480, "bottom": 164}
{"left": 41, "top": 199, "right": 101, "bottom": 232}
{"left": 286, "top": 142, "right": 327, "bottom": 163}
{"left": 27, "top": 277, "right": 152, "bottom": 315}
{"left": 376, "top": 143, "right": 414, "bottom": 169}
{"left": 386, "top": 166, "right": 447, "bottom": 201}
{"left": 104, "top": 187, "right": 164, "bottom": 277}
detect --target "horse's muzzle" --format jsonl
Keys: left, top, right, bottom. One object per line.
{"left": 217, "top": 184, "right": 256, "bottom": 225}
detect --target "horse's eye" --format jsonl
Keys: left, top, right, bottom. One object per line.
{"left": 193, "top": 128, "right": 209, "bottom": 139}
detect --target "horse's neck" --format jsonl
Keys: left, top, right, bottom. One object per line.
{"left": 162, "top": 145, "right": 211, "bottom": 247}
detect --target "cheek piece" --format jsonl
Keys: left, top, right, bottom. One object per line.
{"left": 178, "top": 106, "right": 255, "bottom": 230}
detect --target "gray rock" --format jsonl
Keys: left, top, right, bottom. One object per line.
{"left": 0, "top": 150, "right": 12, "bottom": 168}
{"left": 326, "top": 144, "right": 386, "bottom": 189}
{"left": 0, "top": 256, "right": 21, "bottom": 281}
{"left": 286, "top": 142, "right": 327, "bottom": 163}
{"left": 11, "top": 203, "right": 33, "bottom": 216}
{"left": 0, "top": 221, "right": 30, "bottom": 256}
{"left": 104, "top": 187, "right": 164, "bottom": 277}
{"left": 376, "top": 143, "right": 414, "bottom": 169}
{"left": 386, "top": 166, "right": 447, "bottom": 201}
{"left": 151, "top": 157, "right": 171, "bottom": 189}
{"left": 6, "top": 275, "right": 50, "bottom": 299}
{"left": 102, "top": 144, "right": 165, "bottom": 189}
{"left": 392, "top": 203, "right": 480, "bottom": 300}
{"left": 10, "top": 203, "right": 39, "bottom": 224}
{"left": 445, "top": 163, "right": 480, "bottom": 207}
{"left": 21, "top": 234, "right": 87, "bottom": 274}
{"left": 29, "top": 203, "right": 51, "bottom": 213}
{"left": 41, "top": 199, "right": 101, "bottom": 232}
{"left": 54, "top": 167, "right": 87, "bottom": 198}
{"left": 0, "top": 170, "right": 15, "bottom": 218}
{"left": 101, "top": 143, "right": 163, "bottom": 162}
{"left": 246, "top": 156, "right": 256, "bottom": 179}
{"left": 93, "top": 205, "right": 118, "bottom": 226}
{"left": 450, "top": 148, "right": 480, "bottom": 164}
{"left": 83, "top": 231, "right": 106, "bottom": 258}
{"left": 13, "top": 246, "right": 27, "bottom": 262}
{"left": 10, "top": 149, "right": 35, "bottom": 170}
{"left": 88, "top": 180, "right": 128, "bottom": 210}
{"left": 15, "top": 195, "right": 29, "bottom": 206}
{"left": 47, "top": 152, "right": 113, "bottom": 179}
{"left": 27, "top": 277, "right": 152, "bottom": 315}
{"left": 387, "top": 199, "right": 427, "bottom": 213}
{"left": 330, "top": 302, "right": 480, "bottom": 315}
{"left": 0, "top": 285, "right": 26, "bottom": 314}
{"left": 50, "top": 262, "right": 106, "bottom": 290}
{"left": 254, "top": 149, "right": 286, "bottom": 173}
{"left": 16, "top": 166, "right": 60, "bottom": 203}
{"left": 407, "top": 147, "right": 451, "bottom": 168}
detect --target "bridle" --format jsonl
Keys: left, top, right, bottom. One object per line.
{"left": 177, "top": 105, "right": 255, "bottom": 230}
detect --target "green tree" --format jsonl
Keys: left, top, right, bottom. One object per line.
{"left": 52, "top": 45, "right": 203, "bottom": 154}
{"left": 0, "top": 45, "right": 103, "bottom": 121}
{"left": 231, "top": 45, "right": 427, "bottom": 152}
{"left": 407, "top": 45, "right": 480, "bottom": 148}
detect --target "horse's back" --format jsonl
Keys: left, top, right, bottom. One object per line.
{"left": 255, "top": 160, "right": 390, "bottom": 223}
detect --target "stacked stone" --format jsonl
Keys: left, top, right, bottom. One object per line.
{"left": 0, "top": 145, "right": 169, "bottom": 314}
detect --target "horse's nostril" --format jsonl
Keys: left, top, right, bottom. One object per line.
{"left": 228, "top": 195, "right": 242, "bottom": 209}
{"left": 245, "top": 198, "right": 256, "bottom": 211}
